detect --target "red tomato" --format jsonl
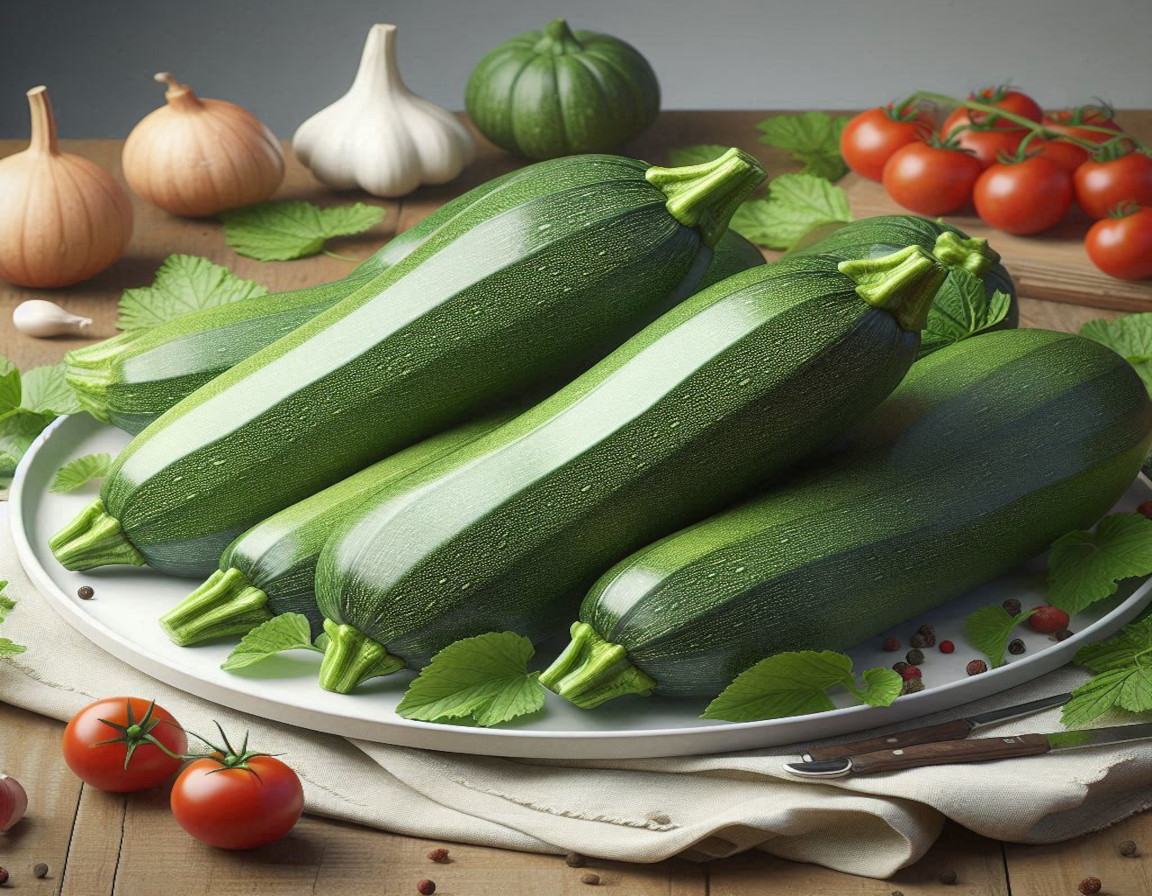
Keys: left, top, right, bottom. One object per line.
{"left": 841, "top": 104, "right": 934, "bottom": 181}
{"left": 882, "top": 143, "right": 983, "bottom": 215}
{"left": 941, "top": 108, "right": 1025, "bottom": 169}
{"left": 62, "top": 697, "right": 188, "bottom": 793}
{"left": 1032, "top": 138, "right": 1089, "bottom": 173}
{"left": 171, "top": 755, "right": 304, "bottom": 849}
{"left": 1044, "top": 107, "right": 1123, "bottom": 146}
{"left": 965, "top": 86, "right": 1044, "bottom": 126}
{"left": 1085, "top": 207, "right": 1152, "bottom": 280}
{"left": 1074, "top": 151, "right": 1152, "bottom": 218}
{"left": 974, "top": 157, "right": 1072, "bottom": 234}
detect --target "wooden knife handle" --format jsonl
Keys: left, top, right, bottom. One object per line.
{"left": 806, "top": 718, "right": 975, "bottom": 761}
{"left": 848, "top": 733, "right": 1052, "bottom": 774}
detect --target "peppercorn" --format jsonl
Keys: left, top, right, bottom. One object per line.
{"left": 1051, "top": 628, "right": 1074, "bottom": 642}
{"left": 33, "top": 863, "right": 48, "bottom": 879}
{"left": 1008, "top": 639, "right": 1026, "bottom": 655}
{"left": 939, "top": 640, "right": 955, "bottom": 654}
{"left": 0, "top": 867, "right": 8, "bottom": 886}
{"left": 426, "top": 848, "right": 450, "bottom": 864}
{"left": 77, "top": 585, "right": 94, "bottom": 600}
{"left": 565, "top": 852, "right": 587, "bottom": 868}
{"left": 417, "top": 880, "right": 436, "bottom": 896}
{"left": 882, "top": 637, "right": 901, "bottom": 652}
{"left": 892, "top": 661, "right": 910, "bottom": 674}
{"left": 900, "top": 665, "right": 922, "bottom": 681}
{"left": 906, "top": 648, "right": 925, "bottom": 666}
{"left": 938, "top": 868, "right": 957, "bottom": 885}
{"left": 1119, "top": 839, "right": 1140, "bottom": 857}
{"left": 910, "top": 632, "right": 929, "bottom": 649}
{"left": 902, "top": 679, "right": 925, "bottom": 695}
{"left": 917, "top": 624, "right": 937, "bottom": 647}
{"left": 1078, "top": 877, "right": 1102, "bottom": 895}
{"left": 891, "top": 892, "right": 905, "bottom": 896}
{"left": 1002, "top": 598, "right": 1022, "bottom": 616}
{"left": 966, "top": 659, "right": 988, "bottom": 676}
{"left": 581, "top": 873, "right": 601, "bottom": 886}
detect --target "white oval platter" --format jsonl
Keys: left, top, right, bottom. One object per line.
{"left": 11, "top": 414, "right": 1152, "bottom": 760}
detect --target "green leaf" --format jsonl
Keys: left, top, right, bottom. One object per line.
{"left": 1063, "top": 614, "right": 1152, "bottom": 726}
{"left": 1062, "top": 668, "right": 1133, "bottom": 727}
{"left": 0, "top": 409, "right": 57, "bottom": 467}
{"left": 0, "top": 638, "right": 25, "bottom": 658}
{"left": 0, "top": 356, "right": 21, "bottom": 416}
{"left": 731, "top": 173, "right": 852, "bottom": 250}
{"left": 51, "top": 453, "right": 112, "bottom": 494}
{"left": 964, "top": 605, "right": 1037, "bottom": 668}
{"left": 396, "top": 632, "right": 545, "bottom": 728}
{"left": 668, "top": 144, "right": 733, "bottom": 168}
{"left": 849, "top": 666, "right": 904, "bottom": 707}
{"left": 1048, "top": 514, "right": 1152, "bottom": 614}
{"left": 1081, "top": 314, "right": 1152, "bottom": 395}
{"left": 756, "top": 111, "right": 851, "bottom": 181}
{"left": 701, "top": 650, "right": 853, "bottom": 721}
{"left": 118, "top": 254, "right": 268, "bottom": 331}
{"left": 20, "top": 365, "right": 80, "bottom": 415}
{"left": 222, "top": 613, "right": 323, "bottom": 671}
{"left": 222, "top": 200, "right": 386, "bottom": 262}
{"left": 1074, "top": 616, "right": 1152, "bottom": 673}
{"left": 0, "top": 581, "right": 14, "bottom": 623}
{"left": 919, "top": 271, "right": 1012, "bottom": 358}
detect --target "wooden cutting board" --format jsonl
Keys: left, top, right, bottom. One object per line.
{"left": 841, "top": 173, "right": 1152, "bottom": 312}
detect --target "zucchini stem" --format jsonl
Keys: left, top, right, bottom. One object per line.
{"left": 539, "top": 622, "right": 656, "bottom": 709}
{"left": 63, "top": 331, "right": 148, "bottom": 424}
{"left": 317, "top": 620, "right": 405, "bottom": 693}
{"left": 49, "top": 499, "right": 146, "bottom": 570}
{"left": 159, "top": 568, "right": 274, "bottom": 646}
{"left": 838, "top": 245, "right": 946, "bottom": 333}
{"left": 646, "top": 148, "right": 766, "bottom": 248}
{"left": 931, "top": 231, "right": 999, "bottom": 277}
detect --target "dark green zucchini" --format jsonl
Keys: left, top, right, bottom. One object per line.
{"left": 159, "top": 413, "right": 510, "bottom": 646}
{"left": 313, "top": 245, "right": 953, "bottom": 693}
{"left": 50, "top": 149, "right": 766, "bottom": 577}
{"left": 541, "top": 329, "right": 1152, "bottom": 706}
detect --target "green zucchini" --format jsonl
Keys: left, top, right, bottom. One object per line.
{"left": 313, "top": 244, "right": 954, "bottom": 693}
{"left": 158, "top": 413, "right": 511, "bottom": 646}
{"left": 50, "top": 149, "right": 766, "bottom": 577}
{"left": 541, "top": 329, "right": 1152, "bottom": 707}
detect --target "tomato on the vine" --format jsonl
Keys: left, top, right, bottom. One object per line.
{"left": 841, "top": 103, "right": 934, "bottom": 181}
{"left": 962, "top": 86, "right": 1044, "bottom": 126}
{"left": 882, "top": 142, "right": 983, "bottom": 215}
{"left": 62, "top": 697, "right": 188, "bottom": 793}
{"left": 973, "top": 156, "right": 1073, "bottom": 234}
{"left": 1085, "top": 206, "right": 1152, "bottom": 280}
{"left": 170, "top": 728, "right": 303, "bottom": 850}
{"left": 1074, "top": 151, "right": 1152, "bottom": 219}
{"left": 1042, "top": 107, "right": 1125, "bottom": 172}
{"left": 1032, "top": 139, "right": 1091, "bottom": 173}
{"left": 939, "top": 113, "right": 1024, "bottom": 169}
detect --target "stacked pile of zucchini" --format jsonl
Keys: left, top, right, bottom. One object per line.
{"left": 54, "top": 148, "right": 1152, "bottom": 716}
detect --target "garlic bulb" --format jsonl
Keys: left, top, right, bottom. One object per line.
{"left": 0, "top": 773, "right": 28, "bottom": 832}
{"left": 0, "top": 87, "right": 133, "bottom": 289}
{"left": 293, "top": 24, "right": 475, "bottom": 197}
{"left": 13, "top": 299, "right": 93, "bottom": 337}
{"left": 123, "top": 73, "right": 284, "bottom": 217}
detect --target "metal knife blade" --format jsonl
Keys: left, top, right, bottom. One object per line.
{"left": 1044, "top": 721, "right": 1152, "bottom": 751}
{"left": 966, "top": 692, "right": 1073, "bottom": 729}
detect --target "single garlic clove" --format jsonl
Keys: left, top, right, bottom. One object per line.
{"left": 0, "top": 773, "right": 28, "bottom": 832}
{"left": 13, "top": 299, "right": 93, "bottom": 338}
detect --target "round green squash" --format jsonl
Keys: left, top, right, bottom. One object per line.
{"left": 465, "top": 18, "right": 661, "bottom": 160}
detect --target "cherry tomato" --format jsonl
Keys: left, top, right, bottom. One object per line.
{"left": 941, "top": 108, "right": 1025, "bottom": 169}
{"left": 841, "top": 104, "right": 934, "bottom": 181}
{"left": 973, "top": 157, "right": 1072, "bottom": 234}
{"left": 1085, "top": 206, "right": 1152, "bottom": 280}
{"left": 62, "top": 697, "right": 187, "bottom": 793}
{"left": 1028, "top": 606, "right": 1071, "bottom": 634}
{"left": 1074, "top": 151, "right": 1152, "bottom": 219}
{"left": 1032, "top": 138, "right": 1090, "bottom": 173}
{"left": 1044, "top": 106, "right": 1123, "bottom": 146}
{"left": 171, "top": 754, "right": 303, "bottom": 849}
{"left": 882, "top": 142, "right": 983, "bottom": 215}
{"left": 964, "top": 86, "right": 1044, "bottom": 126}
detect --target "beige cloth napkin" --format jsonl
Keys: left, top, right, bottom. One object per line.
{"left": 1, "top": 507, "right": 1149, "bottom": 879}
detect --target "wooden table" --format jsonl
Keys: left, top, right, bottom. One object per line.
{"left": 1, "top": 113, "right": 1150, "bottom": 895}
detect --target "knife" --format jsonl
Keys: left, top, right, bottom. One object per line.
{"left": 785, "top": 721, "right": 1152, "bottom": 778}
{"left": 803, "top": 692, "right": 1072, "bottom": 761}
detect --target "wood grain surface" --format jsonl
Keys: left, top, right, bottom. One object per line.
{"left": 1, "top": 112, "right": 1149, "bottom": 894}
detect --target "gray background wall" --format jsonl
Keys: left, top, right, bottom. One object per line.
{"left": 2, "top": 0, "right": 1150, "bottom": 138}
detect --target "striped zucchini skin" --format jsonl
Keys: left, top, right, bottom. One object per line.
{"left": 314, "top": 248, "right": 945, "bottom": 691}
{"left": 65, "top": 226, "right": 766, "bottom": 436}
{"left": 51, "top": 150, "right": 765, "bottom": 576}
{"left": 548, "top": 329, "right": 1152, "bottom": 705}
{"left": 159, "top": 413, "right": 510, "bottom": 646}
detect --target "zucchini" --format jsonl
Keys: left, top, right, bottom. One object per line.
{"left": 159, "top": 413, "right": 510, "bottom": 646}
{"left": 66, "top": 225, "right": 766, "bottom": 436}
{"left": 314, "top": 244, "right": 953, "bottom": 693}
{"left": 50, "top": 149, "right": 766, "bottom": 577}
{"left": 541, "top": 329, "right": 1152, "bottom": 707}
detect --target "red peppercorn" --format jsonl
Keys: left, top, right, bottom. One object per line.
{"left": 939, "top": 640, "right": 955, "bottom": 654}
{"left": 1028, "top": 606, "right": 1071, "bottom": 634}
{"left": 1138, "top": 500, "right": 1152, "bottom": 520}
{"left": 882, "top": 637, "right": 901, "bottom": 652}
{"left": 427, "top": 848, "right": 450, "bottom": 864}
{"left": 900, "top": 665, "right": 922, "bottom": 681}
{"left": 966, "top": 659, "right": 988, "bottom": 676}
{"left": 417, "top": 880, "right": 437, "bottom": 896}
{"left": 1078, "top": 877, "right": 1102, "bottom": 895}
{"left": 0, "top": 867, "right": 8, "bottom": 886}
